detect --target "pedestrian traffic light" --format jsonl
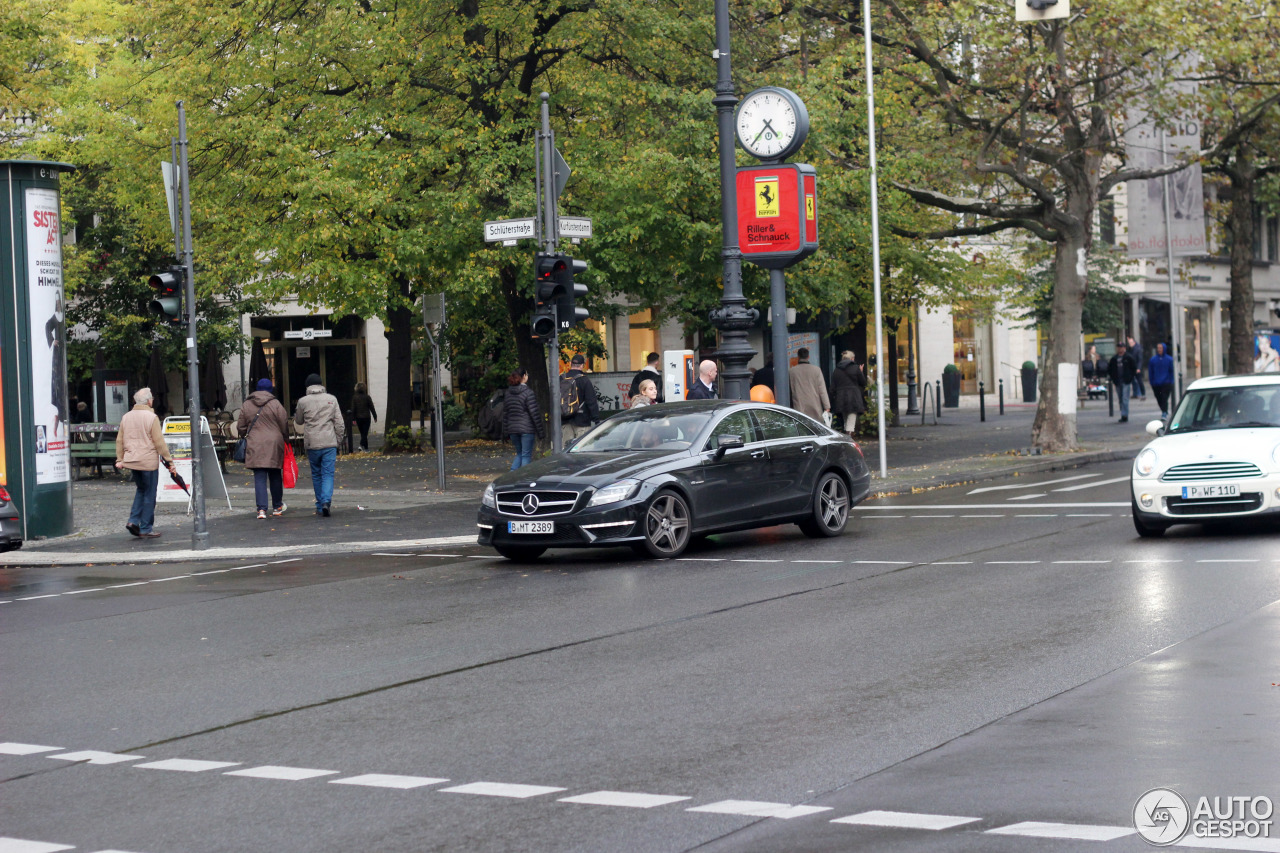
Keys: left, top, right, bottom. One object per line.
{"left": 554, "top": 256, "right": 590, "bottom": 331}
{"left": 147, "top": 265, "right": 186, "bottom": 328}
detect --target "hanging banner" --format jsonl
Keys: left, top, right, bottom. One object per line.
{"left": 1124, "top": 109, "right": 1206, "bottom": 258}
{"left": 26, "top": 187, "right": 70, "bottom": 484}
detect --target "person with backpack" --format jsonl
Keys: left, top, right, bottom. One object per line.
{"left": 502, "top": 368, "right": 544, "bottom": 469}
{"left": 560, "top": 353, "right": 600, "bottom": 445}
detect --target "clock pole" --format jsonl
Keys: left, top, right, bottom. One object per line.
{"left": 710, "top": 0, "right": 758, "bottom": 401}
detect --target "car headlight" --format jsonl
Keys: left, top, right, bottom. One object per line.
{"left": 1273, "top": 444, "right": 1280, "bottom": 466}
{"left": 482, "top": 483, "right": 496, "bottom": 507}
{"left": 1135, "top": 448, "right": 1158, "bottom": 477}
{"left": 587, "top": 480, "right": 640, "bottom": 507}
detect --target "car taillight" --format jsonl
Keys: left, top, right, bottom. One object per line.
{"left": 0, "top": 485, "right": 10, "bottom": 502}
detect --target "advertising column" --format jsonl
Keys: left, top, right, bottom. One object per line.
{"left": 1, "top": 160, "right": 77, "bottom": 539}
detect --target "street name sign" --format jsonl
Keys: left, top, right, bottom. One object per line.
{"left": 484, "top": 218, "right": 536, "bottom": 244}
{"left": 558, "top": 217, "right": 593, "bottom": 241}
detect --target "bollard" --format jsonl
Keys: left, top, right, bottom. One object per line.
{"left": 935, "top": 380, "right": 942, "bottom": 418}
{"left": 998, "top": 378, "right": 1005, "bottom": 416}
{"left": 979, "top": 381, "right": 986, "bottom": 422}
{"left": 1108, "top": 380, "right": 1114, "bottom": 417}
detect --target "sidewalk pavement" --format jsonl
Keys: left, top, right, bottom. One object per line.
{"left": 1, "top": 394, "right": 1158, "bottom": 566}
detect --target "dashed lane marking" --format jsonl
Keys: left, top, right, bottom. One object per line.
{"left": 1052, "top": 560, "right": 1112, "bottom": 565}
{"left": 559, "top": 791, "right": 692, "bottom": 809}
{"left": 1197, "top": 559, "right": 1260, "bottom": 564}
{"left": 440, "top": 781, "right": 567, "bottom": 798}
{"left": 48, "top": 751, "right": 144, "bottom": 765}
{"left": 930, "top": 561, "right": 972, "bottom": 565}
{"left": 224, "top": 765, "right": 339, "bottom": 781}
{"left": 0, "top": 840, "right": 75, "bottom": 853}
{"left": 987, "top": 561, "right": 1040, "bottom": 565}
{"left": 1015, "top": 514, "right": 1057, "bottom": 517}
{"left": 858, "top": 503, "right": 1129, "bottom": 509}
{"left": 1007, "top": 494, "right": 1047, "bottom": 501}
{"left": 329, "top": 774, "right": 448, "bottom": 790}
{"left": 133, "top": 758, "right": 240, "bottom": 772}
{"left": 1067, "top": 513, "right": 1114, "bottom": 517}
{"left": 968, "top": 473, "right": 1101, "bottom": 495}
{"left": 985, "top": 821, "right": 1135, "bottom": 841}
{"left": 269, "top": 558, "right": 302, "bottom": 564}
{"left": 1053, "top": 476, "right": 1131, "bottom": 492}
{"left": 832, "top": 810, "right": 981, "bottom": 831}
{"left": 688, "top": 801, "right": 832, "bottom": 820}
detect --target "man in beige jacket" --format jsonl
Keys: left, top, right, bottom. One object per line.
{"left": 789, "top": 347, "right": 830, "bottom": 422}
{"left": 114, "top": 387, "right": 174, "bottom": 538}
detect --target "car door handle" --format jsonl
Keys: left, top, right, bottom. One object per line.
{"left": 750, "top": 449, "right": 767, "bottom": 459}
{"left": 800, "top": 444, "right": 816, "bottom": 453}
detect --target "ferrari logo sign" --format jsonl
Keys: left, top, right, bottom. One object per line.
{"left": 755, "top": 177, "right": 781, "bottom": 218}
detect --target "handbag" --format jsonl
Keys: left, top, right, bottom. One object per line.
{"left": 232, "top": 409, "right": 263, "bottom": 464}
{"left": 283, "top": 451, "right": 298, "bottom": 489}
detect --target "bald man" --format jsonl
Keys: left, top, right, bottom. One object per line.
{"left": 687, "top": 360, "right": 719, "bottom": 400}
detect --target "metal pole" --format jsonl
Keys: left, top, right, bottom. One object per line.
{"left": 979, "top": 381, "right": 986, "bottom": 422}
{"left": 864, "top": 0, "right": 887, "bottom": 478}
{"left": 1159, "top": 130, "right": 1183, "bottom": 400}
{"left": 998, "top": 378, "right": 1005, "bottom": 415}
{"left": 770, "top": 269, "right": 790, "bottom": 407}
{"left": 422, "top": 296, "right": 445, "bottom": 490}
{"left": 710, "top": 0, "right": 758, "bottom": 401}
{"left": 177, "top": 102, "right": 207, "bottom": 551}
{"left": 541, "top": 93, "right": 557, "bottom": 256}
{"left": 549, "top": 310, "right": 562, "bottom": 452}
{"left": 905, "top": 309, "right": 919, "bottom": 415}
{"left": 170, "top": 138, "right": 181, "bottom": 260}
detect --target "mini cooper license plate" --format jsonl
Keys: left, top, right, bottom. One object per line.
{"left": 1181, "top": 484, "right": 1240, "bottom": 499}
{"left": 509, "top": 520, "right": 554, "bottom": 534}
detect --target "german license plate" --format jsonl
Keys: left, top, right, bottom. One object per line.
{"left": 1181, "top": 484, "right": 1239, "bottom": 499}
{"left": 508, "top": 520, "right": 554, "bottom": 534}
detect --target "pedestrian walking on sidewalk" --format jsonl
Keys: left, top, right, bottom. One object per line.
{"left": 239, "top": 378, "right": 290, "bottom": 520}
{"left": 114, "top": 387, "right": 174, "bottom": 539}
{"left": 830, "top": 351, "right": 867, "bottom": 437}
{"left": 687, "top": 360, "right": 719, "bottom": 400}
{"left": 1108, "top": 344, "right": 1138, "bottom": 423}
{"left": 349, "top": 383, "right": 377, "bottom": 451}
{"left": 1127, "top": 336, "right": 1146, "bottom": 399}
{"left": 751, "top": 356, "right": 775, "bottom": 393}
{"left": 294, "top": 373, "right": 345, "bottom": 517}
{"left": 789, "top": 347, "right": 830, "bottom": 423}
{"left": 1148, "top": 342, "right": 1175, "bottom": 419}
{"left": 560, "top": 354, "right": 600, "bottom": 444}
{"left": 502, "top": 368, "right": 544, "bottom": 470}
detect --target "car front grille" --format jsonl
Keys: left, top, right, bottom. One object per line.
{"left": 495, "top": 490, "right": 580, "bottom": 517}
{"left": 1165, "top": 493, "right": 1263, "bottom": 516}
{"left": 1160, "top": 462, "right": 1262, "bottom": 482}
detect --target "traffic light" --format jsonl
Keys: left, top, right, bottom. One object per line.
{"left": 555, "top": 256, "right": 590, "bottom": 331}
{"left": 147, "top": 265, "right": 186, "bottom": 328}
{"left": 531, "top": 253, "right": 560, "bottom": 340}
{"left": 531, "top": 253, "right": 589, "bottom": 338}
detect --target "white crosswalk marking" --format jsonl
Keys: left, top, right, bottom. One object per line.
{"left": 832, "top": 810, "right": 981, "bottom": 830}
{"left": 1175, "top": 836, "right": 1280, "bottom": 851}
{"left": 440, "top": 781, "right": 566, "bottom": 798}
{"left": 0, "top": 840, "right": 75, "bottom": 853}
{"left": 559, "top": 791, "right": 691, "bottom": 808}
{"left": 688, "top": 800, "right": 832, "bottom": 819}
{"left": 986, "top": 821, "right": 1134, "bottom": 841}
{"left": 0, "top": 743, "right": 62, "bottom": 755}
{"left": 134, "top": 758, "right": 241, "bottom": 772}
{"left": 224, "top": 765, "right": 339, "bottom": 781}
{"left": 330, "top": 773, "right": 448, "bottom": 789}
{"left": 49, "top": 751, "right": 144, "bottom": 765}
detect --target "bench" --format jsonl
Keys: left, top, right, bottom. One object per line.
{"left": 69, "top": 423, "right": 119, "bottom": 479}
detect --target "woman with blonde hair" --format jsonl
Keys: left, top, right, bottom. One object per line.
{"left": 630, "top": 378, "right": 658, "bottom": 408}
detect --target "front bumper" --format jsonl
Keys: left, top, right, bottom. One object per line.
{"left": 1131, "top": 476, "right": 1280, "bottom": 521}
{"left": 477, "top": 502, "right": 647, "bottom": 550}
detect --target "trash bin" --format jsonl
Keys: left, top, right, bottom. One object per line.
{"left": 942, "top": 366, "right": 961, "bottom": 408}
{"left": 1020, "top": 361, "right": 1038, "bottom": 403}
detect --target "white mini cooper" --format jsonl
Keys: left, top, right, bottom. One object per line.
{"left": 1131, "top": 374, "right": 1280, "bottom": 537}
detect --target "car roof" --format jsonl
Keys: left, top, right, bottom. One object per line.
{"left": 1185, "top": 374, "right": 1280, "bottom": 391}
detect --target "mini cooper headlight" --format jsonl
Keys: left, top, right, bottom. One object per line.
{"left": 587, "top": 480, "right": 640, "bottom": 507}
{"left": 1135, "top": 448, "right": 1158, "bottom": 477}
{"left": 482, "top": 483, "right": 496, "bottom": 507}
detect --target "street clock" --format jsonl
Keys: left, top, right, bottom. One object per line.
{"left": 735, "top": 87, "right": 810, "bottom": 162}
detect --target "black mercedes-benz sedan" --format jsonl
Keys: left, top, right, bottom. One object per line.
{"left": 477, "top": 400, "right": 872, "bottom": 560}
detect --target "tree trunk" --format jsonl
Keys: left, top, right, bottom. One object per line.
{"left": 1031, "top": 229, "right": 1088, "bottom": 451}
{"left": 1226, "top": 148, "right": 1257, "bottom": 375}
{"left": 383, "top": 274, "right": 414, "bottom": 430}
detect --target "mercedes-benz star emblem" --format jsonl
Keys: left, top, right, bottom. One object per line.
{"left": 521, "top": 494, "right": 540, "bottom": 515}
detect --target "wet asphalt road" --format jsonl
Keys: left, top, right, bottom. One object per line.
{"left": 2, "top": 459, "right": 1279, "bottom": 853}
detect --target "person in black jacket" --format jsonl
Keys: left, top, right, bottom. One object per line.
{"left": 502, "top": 369, "right": 544, "bottom": 470}
{"left": 349, "top": 383, "right": 377, "bottom": 451}
{"left": 1108, "top": 344, "right": 1138, "bottom": 422}
{"left": 830, "top": 351, "right": 867, "bottom": 437}
{"left": 560, "top": 354, "right": 600, "bottom": 445}
{"left": 751, "top": 356, "right": 775, "bottom": 392}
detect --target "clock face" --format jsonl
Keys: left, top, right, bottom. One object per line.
{"left": 736, "top": 88, "right": 806, "bottom": 160}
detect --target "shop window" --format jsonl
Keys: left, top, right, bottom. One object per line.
{"left": 629, "top": 309, "right": 659, "bottom": 371}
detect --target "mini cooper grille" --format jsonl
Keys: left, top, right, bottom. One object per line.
{"left": 1160, "top": 462, "right": 1262, "bottom": 482}
{"left": 496, "top": 490, "right": 579, "bottom": 517}
{"left": 1165, "top": 494, "right": 1263, "bottom": 516}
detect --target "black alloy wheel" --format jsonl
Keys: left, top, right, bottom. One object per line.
{"left": 635, "top": 490, "right": 692, "bottom": 558}
{"left": 1131, "top": 499, "right": 1167, "bottom": 538}
{"left": 799, "top": 472, "right": 850, "bottom": 538}
{"left": 495, "top": 544, "right": 548, "bottom": 562}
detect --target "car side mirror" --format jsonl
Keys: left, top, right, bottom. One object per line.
{"left": 1145, "top": 419, "right": 1165, "bottom": 437}
{"left": 714, "top": 434, "right": 744, "bottom": 458}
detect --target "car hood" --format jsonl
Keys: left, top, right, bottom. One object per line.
{"left": 1140, "top": 427, "right": 1280, "bottom": 473}
{"left": 491, "top": 450, "right": 686, "bottom": 489}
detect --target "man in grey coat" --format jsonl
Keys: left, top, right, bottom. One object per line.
{"left": 789, "top": 347, "right": 830, "bottom": 422}
{"left": 294, "top": 373, "right": 345, "bottom": 516}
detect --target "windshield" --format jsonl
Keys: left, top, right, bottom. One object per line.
{"left": 1167, "top": 385, "right": 1280, "bottom": 433}
{"left": 570, "top": 410, "right": 712, "bottom": 453}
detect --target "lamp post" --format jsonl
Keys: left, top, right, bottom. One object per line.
{"left": 905, "top": 307, "right": 920, "bottom": 415}
{"left": 710, "top": 0, "right": 758, "bottom": 400}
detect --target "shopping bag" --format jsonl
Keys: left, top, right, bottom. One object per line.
{"left": 283, "top": 452, "right": 298, "bottom": 489}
